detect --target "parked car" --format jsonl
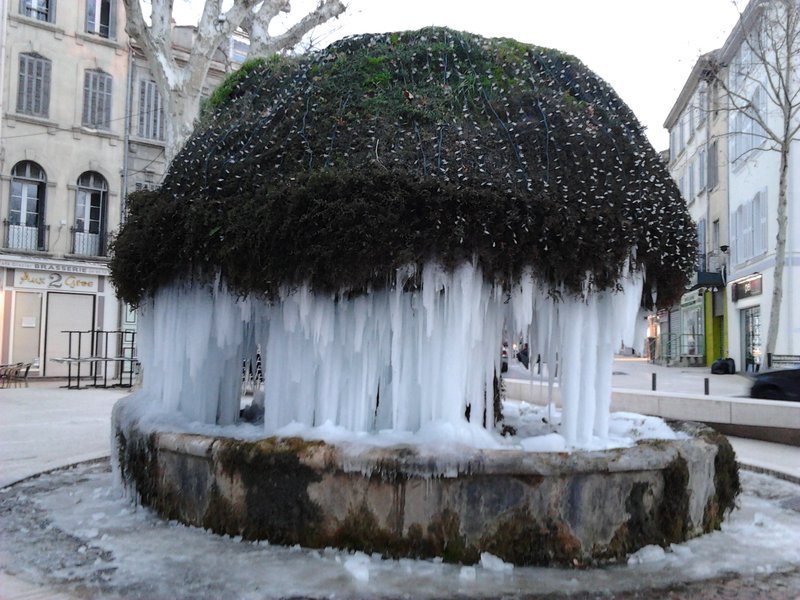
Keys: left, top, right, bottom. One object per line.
{"left": 750, "top": 367, "right": 800, "bottom": 402}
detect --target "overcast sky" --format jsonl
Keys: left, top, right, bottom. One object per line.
{"left": 172, "top": 0, "right": 743, "bottom": 150}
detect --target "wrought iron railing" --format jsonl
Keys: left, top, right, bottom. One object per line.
{"left": 70, "top": 227, "right": 107, "bottom": 257}
{"left": 3, "top": 220, "right": 49, "bottom": 252}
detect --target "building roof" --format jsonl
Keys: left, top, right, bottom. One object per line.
{"left": 664, "top": 50, "right": 719, "bottom": 130}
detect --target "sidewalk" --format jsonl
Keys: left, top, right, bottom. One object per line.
{"left": 0, "top": 381, "right": 127, "bottom": 488}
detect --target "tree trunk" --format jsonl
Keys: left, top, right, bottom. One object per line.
{"left": 765, "top": 142, "right": 790, "bottom": 356}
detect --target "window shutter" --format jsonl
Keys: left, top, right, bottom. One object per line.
{"left": 103, "top": 73, "right": 112, "bottom": 128}
{"left": 697, "top": 219, "right": 706, "bottom": 258}
{"left": 138, "top": 80, "right": 147, "bottom": 136}
{"left": 108, "top": 0, "right": 116, "bottom": 39}
{"left": 698, "top": 150, "right": 706, "bottom": 191}
{"left": 41, "top": 58, "right": 51, "bottom": 118}
{"left": 707, "top": 141, "right": 718, "bottom": 189}
{"left": 759, "top": 188, "right": 768, "bottom": 254}
{"left": 86, "top": 0, "right": 94, "bottom": 33}
{"left": 16, "top": 55, "right": 26, "bottom": 112}
{"left": 83, "top": 71, "right": 91, "bottom": 126}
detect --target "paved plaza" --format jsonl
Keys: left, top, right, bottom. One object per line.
{"left": 1, "top": 362, "right": 799, "bottom": 598}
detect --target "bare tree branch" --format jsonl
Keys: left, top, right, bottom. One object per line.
{"left": 248, "top": 0, "right": 346, "bottom": 56}
{"left": 123, "top": 0, "right": 348, "bottom": 160}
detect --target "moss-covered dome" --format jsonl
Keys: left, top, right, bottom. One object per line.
{"left": 111, "top": 27, "right": 695, "bottom": 307}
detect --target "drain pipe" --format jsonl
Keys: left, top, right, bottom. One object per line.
{"left": 121, "top": 43, "right": 134, "bottom": 223}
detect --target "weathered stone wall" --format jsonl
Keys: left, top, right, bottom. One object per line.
{"left": 113, "top": 397, "right": 739, "bottom": 566}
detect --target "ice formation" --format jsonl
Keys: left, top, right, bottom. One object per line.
{"left": 136, "top": 260, "right": 644, "bottom": 448}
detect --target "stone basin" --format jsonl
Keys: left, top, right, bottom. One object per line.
{"left": 113, "top": 396, "right": 739, "bottom": 566}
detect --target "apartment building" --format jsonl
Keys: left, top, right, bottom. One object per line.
{"left": 665, "top": 0, "right": 800, "bottom": 372}
{"left": 663, "top": 53, "right": 729, "bottom": 367}
{"left": 720, "top": 1, "right": 799, "bottom": 372}
{"left": 0, "top": 2, "right": 246, "bottom": 376}
{"left": 0, "top": 0, "right": 128, "bottom": 376}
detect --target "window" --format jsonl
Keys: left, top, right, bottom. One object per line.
{"left": 17, "top": 53, "right": 51, "bottom": 118}
{"left": 688, "top": 159, "right": 695, "bottom": 199}
{"left": 732, "top": 190, "right": 768, "bottom": 264}
{"left": 731, "top": 88, "right": 766, "bottom": 162}
{"left": 7, "top": 161, "right": 47, "bottom": 251}
{"left": 74, "top": 171, "right": 107, "bottom": 256}
{"left": 86, "top": 0, "right": 115, "bottom": 38}
{"left": 20, "top": 0, "right": 55, "bottom": 23}
{"left": 137, "top": 79, "right": 164, "bottom": 140}
{"left": 82, "top": 69, "right": 112, "bottom": 129}
{"left": 229, "top": 37, "right": 249, "bottom": 64}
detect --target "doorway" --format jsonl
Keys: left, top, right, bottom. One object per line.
{"left": 44, "top": 292, "right": 95, "bottom": 376}
{"left": 741, "top": 305, "right": 762, "bottom": 373}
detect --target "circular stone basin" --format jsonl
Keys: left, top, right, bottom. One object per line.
{"left": 113, "top": 397, "right": 738, "bottom": 566}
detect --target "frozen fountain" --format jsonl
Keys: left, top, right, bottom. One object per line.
{"left": 111, "top": 27, "right": 738, "bottom": 565}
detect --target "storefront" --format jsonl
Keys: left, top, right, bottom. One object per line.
{"left": 731, "top": 274, "right": 763, "bottom": 373}
{"left": 0, "top": 257, "right": 118, "bottom": 377}
{"left": 679, "top": 291, "right": 705, "bottom": 362}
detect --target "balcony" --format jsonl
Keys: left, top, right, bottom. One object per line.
{"left": 688, "top": 252, "right": 726, "bottom": 290}
{"left": 3, "top": 220, "right": 49, "bottom": 252}
{"left": 71, "top": 227, "right": 107, "bottom": 257}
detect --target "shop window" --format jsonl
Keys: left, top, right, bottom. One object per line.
{"left": 17, "top": 53, "right": 51, "bottom": 118}
{"left": 82, "top": 69, "right": 112, "bottom": 130}
{"left": 74, "top": 171, "right": 107, "bottom": 256}
{"left": 7, "top": 161, "right": 47, "bottom": 251}
{"left": 86, "top": 0, "right": 115, "bottom": 38}
{"left": 20, "top": 0, "right": 56, "bottom": 23}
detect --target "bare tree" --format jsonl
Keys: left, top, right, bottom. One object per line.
{"left": 712, "top": 0, "right": 800, "bottom": 356}
{"left": 122, "top": 0, "right": 346, "bottom": 161}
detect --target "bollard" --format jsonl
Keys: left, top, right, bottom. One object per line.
{"left": 652, "top": 373, "right": 657, "bottom": 391}
{"left": 704, "top": 377, "right": 709, "bottom": 396}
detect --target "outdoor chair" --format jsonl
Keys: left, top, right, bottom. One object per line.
{"left": 0, "top": 363, "right": 24, "bottom": 388}
{"left": 9, "top": 363, "right": 32, "bottom": 387}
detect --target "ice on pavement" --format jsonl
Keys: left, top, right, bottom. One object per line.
{"left": 2, "top": 464, "right": 799, "bottom": 599}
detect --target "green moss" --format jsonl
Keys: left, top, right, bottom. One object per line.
{"left": 214, "top": 437, "right": 325, "bottom": 544}
{"left": 115, "top": 428, "right": 184, "bottom": 521}
{"left": 111, "top": 27, "right": 695, "bottom": 309}
{"left": 202, "top": 483, "right": 239, "bottom": 535}
{"left": 426, "top": 508, "right": 479, "bottom": 564}
{"left": 702, "top": 430, "right": 741, "bottom": 530}
{"left": 597, "top": 457, "right": 691, "bottom": 562}
{"left": 203, "top": 56, "right": 273, "bottom": 114}
{"left": 481, "top": 507, "right": 582, "bottom": 566}
{"left": 658, "top": 456, "right": 690, "bottom": 544}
